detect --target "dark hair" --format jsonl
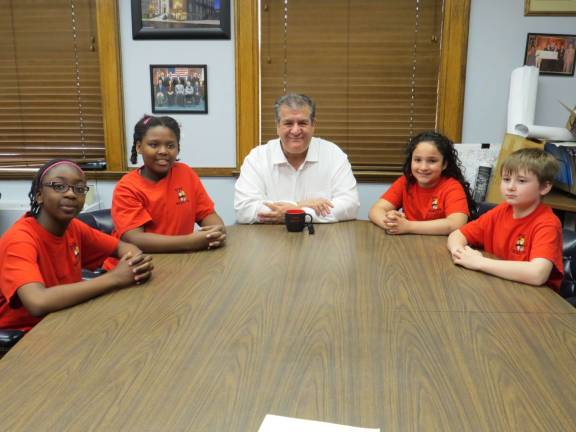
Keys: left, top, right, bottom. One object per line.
{"left": 274, "top": 93, "right": 316, "bottom": 123}
{"left": 402, "top": 131, "right": 475, "bottom": 215}
{"left": 28, "top": 159, "right": 83, "bottom": 217}
{"left": 130, "top": 115, "right": 181, "bottom": 164}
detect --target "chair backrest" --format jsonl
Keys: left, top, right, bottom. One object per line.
{"left": 560, "top": 229, "right": 576, "bottom": 300}
{"left": 76, "top": 209, "right": 114, "bottom": 235}
{"left": 0, "top": 330, "right": 24, "bottom": 358}
{"left": 474, "top": 201, "right": 497, "bottom": 219}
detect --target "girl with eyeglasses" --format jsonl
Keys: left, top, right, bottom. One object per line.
{"left": 0, "top": 159, "right": 154, "bottom": 333}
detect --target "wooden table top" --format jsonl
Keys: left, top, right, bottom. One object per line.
{"left": 1, "top": 222, "right": 575, "bottom": 431}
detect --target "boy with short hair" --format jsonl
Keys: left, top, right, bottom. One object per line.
{"left": 447, "top": 148, "right": 563, "bottom": 290}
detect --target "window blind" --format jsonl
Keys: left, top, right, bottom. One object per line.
{"left": 0, "top": 0, "right": 104, "bottom": 169}
{"left": 261, "top": 0, "right": 443, "bottom": 171}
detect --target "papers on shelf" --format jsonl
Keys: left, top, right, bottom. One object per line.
{"left": 258, "top": 415, "right": 380, "bottom": 432}
{"left": 506, "top": 66, "right": 539, "bottom": 135}
{"left": 514, "top": 123, "right": 575, "bottom": 141}
{"left": 455, "top": 143, "right": 501, "bottom": 191}
{"left": 505, "top": 66, "right": 576, "bottom": 142}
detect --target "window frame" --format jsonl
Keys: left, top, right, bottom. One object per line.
{"left": 1, "top": 0, "right": 242, "bottom": 180}
{"left": 234, "top": 0, "right": 471, "bottom": 182}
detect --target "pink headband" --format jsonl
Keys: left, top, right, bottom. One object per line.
{"left": 39, "top": 161, "right": 84, "bottom": 183}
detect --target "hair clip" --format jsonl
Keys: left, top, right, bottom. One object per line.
{"left": 143, "top": 116, "right": 152, "bottom": 126}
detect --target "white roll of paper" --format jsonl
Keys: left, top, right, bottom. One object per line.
{"left": 506, "top": 66, "right": 539, "bottom": 134}
{"left": 514, "top": 123, "right": 575, "bottom": 141}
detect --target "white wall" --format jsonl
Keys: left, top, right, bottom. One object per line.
{"left": 118, "top": 1, "right": 237, "bottom": 168}
{"left": 463, "top": 0, "right": 576, "bottom": 143}
{"left": 1, "top": 0, "right": 575, "bottom": 230}
{"left": 116, "top": 0, "right": 239, "bottom": 224}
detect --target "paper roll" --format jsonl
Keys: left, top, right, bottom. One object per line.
{"left": 506, "top": 66, "right": 539, "bottom": 134}
{"left": 514, "top": 123, "right": 575, "bottom": 141}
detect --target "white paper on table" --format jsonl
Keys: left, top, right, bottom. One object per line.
{"left": 258, "top": 415, "right": 380, "bottom": 432}
{"left": 514, "top": 123, "right": 575, "bottom": 141}
{"left": 506, "top": 66, "right": 539, "bottom": 134}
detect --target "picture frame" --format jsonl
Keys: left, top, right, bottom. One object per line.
{"left": 524, "top": 33, "right": 576, "bottom": 76}
{"left": 150, "top": 65, "right": 208, "bottom": 114}
{"left": 132, "top": 0, "right": 230, "bottom": 39}
{"left": 525, "top": 0, "right": 576, "bottom": 16}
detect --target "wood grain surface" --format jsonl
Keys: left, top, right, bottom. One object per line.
{"left": 0, "top": 222, "right": 574, "bottom": 431}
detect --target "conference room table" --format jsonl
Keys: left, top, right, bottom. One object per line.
{"left": 1, "top": 221, "right": 576, "bottom": 431}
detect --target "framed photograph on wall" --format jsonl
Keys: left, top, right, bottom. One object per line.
{"left": 524, "top": 33, "right": 576, "bottom": 76}
{"left": 132, "top": 0, "right": 230, "bottom": 39}
{"left": 150, "top": 65, "right": 208, "bottom": 114}
{"left": 525, "top": 0, "right": 576, "bottom": 16}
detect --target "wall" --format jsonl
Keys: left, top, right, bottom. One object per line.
{"left": 119, "top": 2, "right": 237, "bottom": 168}
{"left": 463, "top": 0, "right": 576, "bottom": 143}
{"left": 1, "top": 0, "right": 575, "bottom": 230}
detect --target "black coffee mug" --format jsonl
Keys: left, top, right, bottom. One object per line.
{"left": 285, "top": 209, "right": 313, "bottom": 233}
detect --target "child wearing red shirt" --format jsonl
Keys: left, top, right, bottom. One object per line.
{"left": 448, "top": 148, "right": 563, "bottom": 290}
{"left": 369, "top": 131, "right": 474, "bottom": 235}
{"left": 110, "top": 115, "right": 226, "bottom": 255}
{"left": 0, "top": 160, "right": 153, "bottom": 332}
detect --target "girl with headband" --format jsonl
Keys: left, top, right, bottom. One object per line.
{"left": 0, "top": 159, "right": 154, "bottom": 333}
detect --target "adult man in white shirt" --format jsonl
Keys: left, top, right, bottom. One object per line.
{"left": 234, "top": 93, "right": 360, "bottom": 224}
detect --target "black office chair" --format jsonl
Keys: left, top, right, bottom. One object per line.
{"left": 560, "top": 229, "right": 576, "bottom": 306}
{"left": 0, "top": 330, "right": 24, "bottom": 359}
{"left": 474, "top": 201, "right": 497, "bottom": 218}
{"left": 76, "top": 208, "right": 115, "bottom": 279}
{"left": 474, "top": 201, "right": 576, "bottom": 307}
{"left": 1, "top": 210, "right": 115, "bottom": 358}
{"left": 76, "top": 208, "right": 114, "bottom": 235}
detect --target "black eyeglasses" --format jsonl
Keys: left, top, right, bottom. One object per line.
{"left": 42, "top": 182, "right": 90, "bottom": 196}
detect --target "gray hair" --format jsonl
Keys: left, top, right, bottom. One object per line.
{"left": 274, "top": 93, "right": 316, "bottom": 123}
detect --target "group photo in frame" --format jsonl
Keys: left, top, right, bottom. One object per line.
{"left": 150, "top": 65, "right": 208, "bottom": 114}
{"left": 524, "top": 33, "right": 576, "bottom": 76}
{"left": 132, "top": 0, "right": 231, "bottom": 39}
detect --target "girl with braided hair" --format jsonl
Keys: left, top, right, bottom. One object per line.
{"left": 107, "top": 115, "right": 225, "bottom": 263}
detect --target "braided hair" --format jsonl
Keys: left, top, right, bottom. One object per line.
{"left": 402, "top": 131, "right": 476, "bottom": 216}
{"left": 130, "top": 115, "right": 181, "bottom": 164}
{"left": 28, "top": 159, "right": 80, "bottom": 217}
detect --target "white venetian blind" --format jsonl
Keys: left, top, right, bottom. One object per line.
{"left": 261, "top": 0, "right": 443, "bottom": 171}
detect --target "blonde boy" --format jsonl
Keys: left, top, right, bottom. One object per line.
{"left": 447, "top": 148, "right": 563, "bottom": 290}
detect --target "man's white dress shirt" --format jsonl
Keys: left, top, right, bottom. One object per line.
{"left": 234, "top": 137, "right": 360, "bottom": 223}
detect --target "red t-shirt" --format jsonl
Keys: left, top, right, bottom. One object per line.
{"left": 381, "top": 175, "right": 469, "bottom": 220}
{"left": 460, "top": 202, "right": 563, "bottom": 291}
{"left": 0, "top": 216, "right": 119, "bottom": 331}
{"left": 111, "top": 162, "right": 215, "bottom": 238}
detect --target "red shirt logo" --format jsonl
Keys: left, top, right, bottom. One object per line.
{"left": 175, "top": 188, "right": 188, "bottom": 205}
{"left": 513, "top": 235, "right": 526, "bottom": 254}
{"left": 70, "top": 243, "right": 80, "bottom": 265}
